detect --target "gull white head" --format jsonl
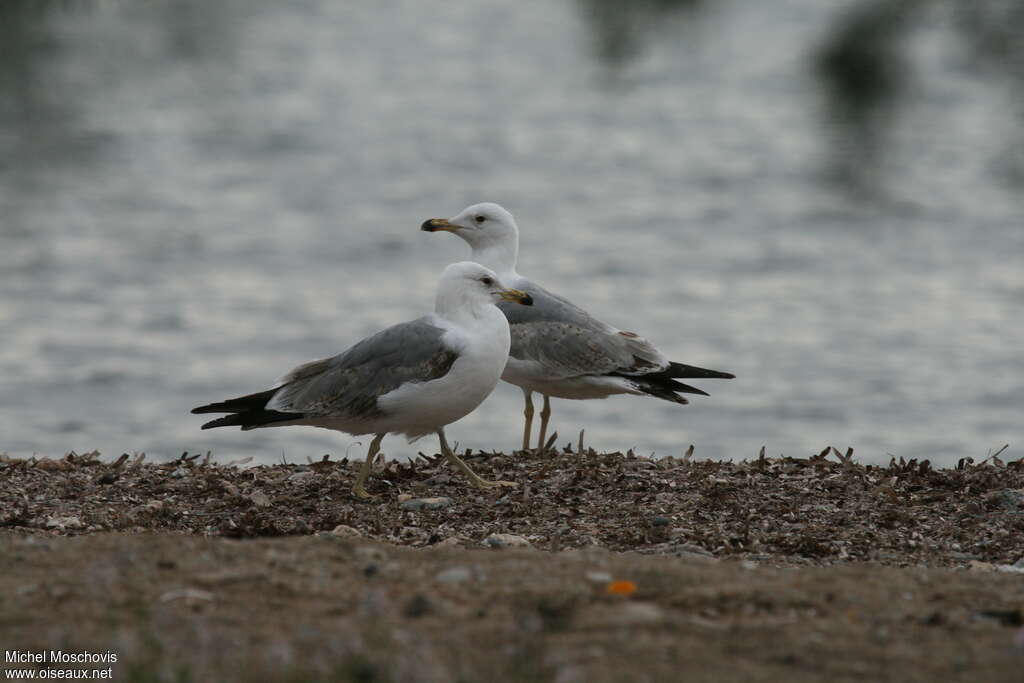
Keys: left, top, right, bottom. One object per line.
{"left": 422, "top": 203, "right": 520, "bottom": 274}
{"left": 434, "top": 261, "right": 532, "bottom": 318}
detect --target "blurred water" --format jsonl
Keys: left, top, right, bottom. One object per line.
{"left": 1, "top": 0, "right": 1021, "bottom": 466}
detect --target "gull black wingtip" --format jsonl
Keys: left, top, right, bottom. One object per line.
{"left": 668, "top": 362, "right": 735, "bottom": 380}
{"left": 421, "top": 219, "right": 438, "bottom": 232}
{"left": 522, "top": 293, "right": 534, "bottom": 306}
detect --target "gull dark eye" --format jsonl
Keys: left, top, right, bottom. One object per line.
{"left": 481, "top": 276, "right": 494, "bottom": 286}
{"left": 474, "top": 215, "right": 486, "bottom": 224}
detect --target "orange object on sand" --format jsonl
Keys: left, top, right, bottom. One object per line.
{"left": 606, "top": 580, "right": 637, "bottom": 596}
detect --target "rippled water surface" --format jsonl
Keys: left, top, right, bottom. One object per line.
{"left": 2, "top": 0, "right": 1021, "bottom": 465}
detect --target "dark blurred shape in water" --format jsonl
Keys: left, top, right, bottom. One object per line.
{"left": 815, "top": 0, "right": 1024, "bottom": 194}
{"left": 953, "top": 0, "right": 1024, "bottom": 185}
{"left": 813, "top": 0, "right": 921, "bottom": 195}
{"left": 0, "top": 1, "right": 78, "bottom": 169}
{"left": 576, "top": 0, "right": 705, "bottom": 69}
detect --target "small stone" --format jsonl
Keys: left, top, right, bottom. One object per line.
{"left": 397, "top": 494, "right": 414, "bottom": 503}
{"left": 585, "top": 571, "right": 613, "bottom": 584}
{"left": 609, "top": 602, "right": 664, "bottom": 626}
{"left": 330, "top": 524, "right": 362, "bottom": 538}
{"left": 288, "top": 471, "right": 316, "bottom": 483}
{"left": 484, "top": 533, "right": 531, "bottom": 549}
{"left": 400, "top": 496, "right": 454, "bottom": 511}
{"left": 651, "top": 516, "right": 671, "bottom": 527}
{"left": 44, "top": 516, "right": 84, "bottom": 531}
{"left": 435, "top": 566, "right": 472, "bottom": 584}
{"left": 248, "top": 490, "right": 271, "bottom": 507}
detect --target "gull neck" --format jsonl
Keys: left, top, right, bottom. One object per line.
{"left": 470, "top": 240, "right": 519, "bottom": 280}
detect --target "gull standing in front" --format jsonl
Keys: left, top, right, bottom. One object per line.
{"left": 192, "top": 261, "right": 533, "bottom": 498}
{"left": 422, "top": 204, "right": 734, "bottom": 452}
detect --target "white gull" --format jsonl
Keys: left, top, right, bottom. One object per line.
{"left": 422, "top": 203, "right": 734, "bottom": 451}
{"left": 192, "top": 260, "right": 533, "bottom": 498}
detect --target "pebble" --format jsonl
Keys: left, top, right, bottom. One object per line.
{"left": 484, "top": 533, "right": 531, "bottom": 549}
{"left": 248, "top": 490, "right": 271, "bottom": 508}
{"left": 585, "top": 571, "right": 613, "bottom": 584}
{"left": 400, "top": 497, "right": 454, "bottom": 511}
{"left": 608, "top": 602, "right": 664, "bottom": 626}
{"left": 44, "top": 516, "right": 84, "bottom": 531}
{"left": 329, "top": 524, "right": 362, "bottom": 538}
{"left": 287, "top": 471, "right": 316, "bottom": 483}
{"left": 434, "top": 566, "right": 472, "bottom": 584}
{"left": 651, "top": 516, "right": 671, "bottom": 527}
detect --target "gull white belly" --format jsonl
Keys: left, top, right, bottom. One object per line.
{"left": 501, "top": 357, "right": 639, "bottom": 399}
{"left": 377, "top": 320, "right": 510, "bottom": 437}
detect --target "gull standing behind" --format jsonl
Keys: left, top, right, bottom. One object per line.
{"left": 422, "top": 204, "right": 734, "bottom": 452}
{"left": 191, "top": 261, "right": 533, "bottom": 498}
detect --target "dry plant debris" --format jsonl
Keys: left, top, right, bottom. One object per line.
{"left": 2, "top": 445, "right": 1022, "bottom": 567}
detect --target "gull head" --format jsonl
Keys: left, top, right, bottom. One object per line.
{"left": 421, "top": 203, "right": 519, "bottom": 254}
{"left": 436, "top": 261, "right": 532, "bottom": 315}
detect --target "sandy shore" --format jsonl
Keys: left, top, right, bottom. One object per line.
{"left": 1, "top": 447, "right": 1022, "bottom": 681}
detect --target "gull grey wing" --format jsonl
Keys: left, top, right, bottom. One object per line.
{"left": 269, "top": 317, "right": 459, "bottom": 419}
{"left": 498, "top": 279, "right": 666, "bottom": 379}
{"left": 510, "top": 321, "right": 631, "bottom": 378}
{"left": 498, "top": 278, "right": 601, "bottom": 329}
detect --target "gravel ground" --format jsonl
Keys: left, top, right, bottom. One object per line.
{"left": 2, "top": 445, "right": 1023, "bottom": 681}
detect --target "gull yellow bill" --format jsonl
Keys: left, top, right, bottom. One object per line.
{"left": 421, "top": 218, "right": 460, "bottom": 233}
{"left": 500, "top": 289, "right": 533, "bottom": 306}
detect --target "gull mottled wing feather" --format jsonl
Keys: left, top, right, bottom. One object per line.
{"left": 268, "top": 316, "right": 458, "bottom": 419}
{"left": 498, "top": 279, "right": 668, "bottom": 380}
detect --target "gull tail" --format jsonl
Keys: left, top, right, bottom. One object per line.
{"left": 632, "top": 378, "right": 692, "bottom": 405}
{"left": 191, "top": 388, "right": 304, "bottom": 431}
{"left": 617, "top": 360, "right": 734, "bottom": 404}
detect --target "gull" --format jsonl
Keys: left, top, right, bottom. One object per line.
{"left": 191, "top": 261, "right": 533, "bottom": 498}
{"left": 423, "top": 204, "right": 734, "bottom": 452}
